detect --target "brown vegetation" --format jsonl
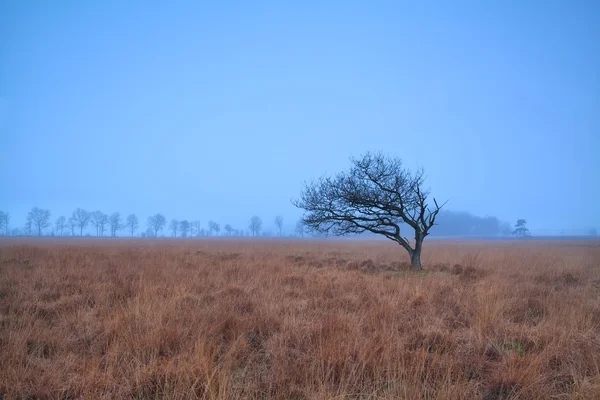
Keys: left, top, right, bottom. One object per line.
{"left": 1, "top": 238, "right": 599, "bottom": 399}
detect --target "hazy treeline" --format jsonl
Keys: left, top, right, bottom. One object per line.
{"left": 0, "top": 208, "right": 306, "bottom": 238}
{"left": 428, "top": 210, "right": 512, "bottom": 237}
{"left": 0, "top": 207, "right": 547, "bottom": 239}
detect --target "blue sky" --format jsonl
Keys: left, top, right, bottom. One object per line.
{"left": 1, "top": 1, "right": 598, "bottom": 234}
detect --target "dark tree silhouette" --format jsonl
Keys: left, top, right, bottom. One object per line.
{"left": 224, "top": 224, "right": 234, "bottom": 236}
{"left": 294, "top": 152, "right": 445, "bottom": 270}
{"left": 512, "top": 219, "right": 530, "bottom": 237}
{"left": 28, "top": 207, "right": 51, "bottom": 236}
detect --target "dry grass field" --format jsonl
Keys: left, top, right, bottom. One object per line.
{"left": 0, "top": 238, "right": 599, "bottom": 399}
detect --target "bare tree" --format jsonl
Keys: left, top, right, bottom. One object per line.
{"left": 170, "top": 219, "right": 179, "bottom": 237}
{"left": 224, "top": 224, "right": 234, "bottom": 236}
{"left": 147, "top": 213, "right": 166, "bottom": 237}
{"left": 126, "top": 214, "right": 139, "bottom": 237}
{"left": 294, "top": 152, "right": 445, "bottom": 270}
{"left": 28, "top": 207, "right": 51, "bottom": 236}
{"left": 68, "top": 217, "right": 76, "bottom": 236}
{"left": 71, "top": 208, "right": 90, "bottom": 236}
{"left": 249, "top": 216, "right": 262, "bottom": 237}
{"left": 0, "top": 211, "right": 9, "bottom": 235}
{"left": 295, "top": 220, "right": 305, "bottom": 238}
{"left": 179, "top": 220, "right": 190, "bottom": 237}
{"left": 208, "top": 221, "right": 220, "bottom": 236}
{"left": 90, "top": 211, "right": 109, "bottom": 237}
{"left": 275, "top": 215, "right": 284, "bottom": 237}
{"left": 109, "top": 212, "right": 123, "bottom": 237}
{"left": 190, "top": 221, "right": 202, "bottom": 237}
{"left": 55, "top": 216, "right": 66, "bottom": 236}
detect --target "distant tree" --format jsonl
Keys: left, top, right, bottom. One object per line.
{"left": 179, "top": 220, "right": 190, "bottom": 238}
{"left": 208, "top": 221, "right": 220, "bottom": 236}
{"left": 0, "top": 211, "right": 9, "bottom": 235}
{"left": 589, "top": 228, "right": 598, "bottom": 237}
{"left": 224, "top": 224, "right": 234, "bottom": 236}
{"left": 170, "top": 219, "right": 179, "bottom": 237}
{"left": 249, "top": 216, "right": 262, "bottom": 237}
{"left": 55, "top": 216, "right": 66, "bottom": 236}
{"left": 275, "top": 216, "right": 284, "bottom": 237}
{"left": 512, "top": 219, "right": 530, "bottom": 237}
{"left": 90, "top": 211, "right": 109, "bottom": 237}
{"left": 28, "top": 207, "right": 51, "bottom": 236}
{"left": 147, "top": 213, "right": 166, "bottom": 237}
{"left": 67, "top": 217, "right": 76, "bottom": 236}
{"left": 108, "top": 212, "right": 123, "bottom": 237}
{"left": 25, "top": 215, "right": 32, "bottom": 236}
{"left": 71, "top": 208, "right": 90, "bottom": 236}
{"left": 294, "top": 152, "right": 445, "bottom": 270}
{"left": 190, "top": 221, "right": 202, "bottom": 237}
{"left": 295, "top": 220, "right": 305, "bottom": 238}
{"left": 126, "top": 214, "right": 139, "bottom": 237}
{"left": 199, "top": 228, "right": 207, "bottom": 237}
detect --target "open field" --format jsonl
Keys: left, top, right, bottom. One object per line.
{"left": 0, "top": 238, "right": 599, "bottom": 399}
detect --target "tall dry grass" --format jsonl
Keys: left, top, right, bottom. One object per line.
{"left": 0, "top": 238, "right": 599, "bottom": 399}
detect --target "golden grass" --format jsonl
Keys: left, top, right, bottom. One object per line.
{"left": 0, "top": 238, "right": 599, "bottom": 399}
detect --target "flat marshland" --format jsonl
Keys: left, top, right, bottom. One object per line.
{"left": 0, "top": 239, "right": 599, "bottom": 399}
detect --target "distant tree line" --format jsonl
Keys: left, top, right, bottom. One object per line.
{"left": 0, "top": 207, "right": 595, "bottom": 239}
{"left": 0, "top": 208, "right": 303, "bottom": 238}
{"left": 428, "top": 210, "right": 511, "bottom": 237}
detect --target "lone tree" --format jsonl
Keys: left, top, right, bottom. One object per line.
{"left": 294, "top": 152, "right": 445, "bottom": 270}
{"left": 512, "top": 219, "right": 530, "bottom": 237}
{"left": 28, "top": 207, "right": 51, "bottom": 236}
{"left": 224, "top": 224, "right": 234, "bottom": 236}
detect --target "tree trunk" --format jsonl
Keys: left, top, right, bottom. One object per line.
{"left": 410, "top": 250, "right": 422, "bottom": 270}
{"left": 410, "top": 234, "right": 424, "bottom": 270}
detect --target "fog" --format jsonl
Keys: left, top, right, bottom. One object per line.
{"left": 1, "top": 2, "right": 598, "bottom": 236}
